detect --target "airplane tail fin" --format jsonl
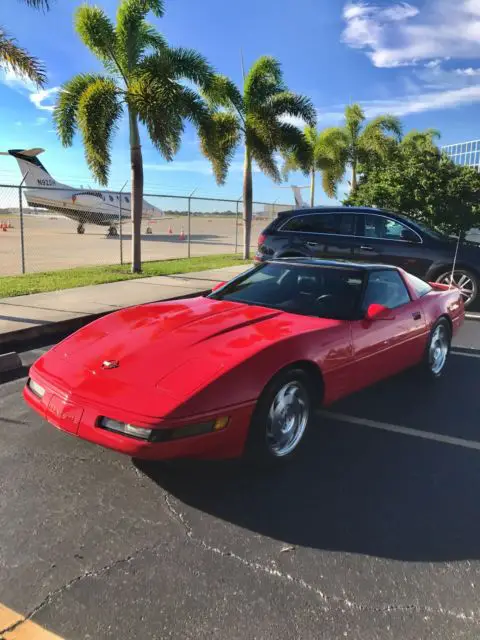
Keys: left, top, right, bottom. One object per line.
{"left": 291, "top": 186, "right": 309, "bottom": 209}
{"left": 0, "top": 149, "right": 60, "bottom": 188}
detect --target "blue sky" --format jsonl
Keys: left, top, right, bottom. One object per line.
{"left": 1, "top": 0, "right": 480, "bottom": 205}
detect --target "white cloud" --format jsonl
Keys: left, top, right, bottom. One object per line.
{"left": 319, "top": 85, "right": 480, "bottom": 123}
{"left": 29, "top": 87, "right": 60, "bottom": 112}
{"left": 34, "top": 116, "right": 48, "bottom": 126}
{"left": 0, "top": 66, "right": 59, "bottom": 111}
{"left": 456, "top": 67, "right": 480, "bottom": 76}
{"left": 342, "top": 0, "right": 480, "bottom": 67}
{"left": 0, "top": 67, "right": 36, "bottom": 92}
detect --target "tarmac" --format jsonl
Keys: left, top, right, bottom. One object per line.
{"left": 0, "top": 264, "right": 249, "bottom": 353}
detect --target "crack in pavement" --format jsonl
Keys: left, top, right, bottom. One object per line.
{"left": 1, "top": 473, "right": 478, "bottom": 637}
{"left": 162, "top": 492, "right": 480, "bottom": 625}
{"left": 0, "top": 539, "right": 168, "bottom": 638}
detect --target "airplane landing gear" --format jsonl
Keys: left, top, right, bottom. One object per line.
{"left": 107, "top": 225, "right": 118, "bottom": 237}
{"left": 146, "top": 226, "right": 153, "bottom": 235}
{"left": 77, "top": 223, "right": 85, "bottom": 234}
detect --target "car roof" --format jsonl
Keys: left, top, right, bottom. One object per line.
{"left": 266, "top": 257, "right": 400, "bottom": 272}
{"left": 276, "top": 205, "right": 390, "bottom": 218}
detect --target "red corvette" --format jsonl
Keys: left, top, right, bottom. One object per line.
{"left": 24, "top": 259, "right": 464, "bottom": 463}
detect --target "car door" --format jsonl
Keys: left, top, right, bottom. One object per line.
{"left": 350, "top": 269, "right": 428, "bottom": 392}
{"left": 280, "top": 212, "right": 357, "bottom": 260}
{"left": 353, "top": 213, "right": 429, "bottom": 277}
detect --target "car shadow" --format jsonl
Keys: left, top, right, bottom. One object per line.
{"left": 135, "top": 381, "right": 480, "bottom": 563}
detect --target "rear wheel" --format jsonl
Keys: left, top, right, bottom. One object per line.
{"left": 435, "top": 269, "right": 477, "bottom": 308}
{"left": 245, "top": 368, "right": 313, "bottom": 465}
{"left": 77, "top": 223, "right": 85, "bottom": 235}
{"left": 421, "top": 318, "right": 451, "bottom": 379}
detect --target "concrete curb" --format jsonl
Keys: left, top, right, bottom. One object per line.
{"left": 0, "top": 351, "right": 22, "bottom": 373}
{"left": 0, "top": 288, "right": 210, "bottom": 365}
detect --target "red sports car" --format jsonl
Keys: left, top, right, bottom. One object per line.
{"left": 24, "top": 259, "right": 464, "bottom": 464}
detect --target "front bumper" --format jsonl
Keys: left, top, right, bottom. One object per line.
{"left": 23, "top": 373, "right": 254, "bottom": 461}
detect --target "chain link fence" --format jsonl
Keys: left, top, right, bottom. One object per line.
{"left": 0, "top": 185, "right": 292, "bottom": 276}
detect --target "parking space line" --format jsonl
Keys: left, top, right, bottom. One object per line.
{"left": 0, "top": 603, "right": 64, "bottom": 639}
{"left": 320, "top": 411, "right": 480, "bottom": 451}
{"left": 451, "top": 350, "right": 480, "bottom": 359}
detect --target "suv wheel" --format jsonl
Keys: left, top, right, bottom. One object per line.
{"left": 435, "top": 269, "right": 478, "bottom": 308}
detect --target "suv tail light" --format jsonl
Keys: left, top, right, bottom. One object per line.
{"left": 258, "top": 232, "right": 266, "bottom": 247}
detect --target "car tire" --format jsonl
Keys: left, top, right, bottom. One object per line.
{"left": 420, "top": 318, "right": 451, "bottom": 380}
{"left": 435, "top": 268, "right": 478, "bottom": 308}
{"left": 244, "top": 368, "right": 313, "bottom": 465}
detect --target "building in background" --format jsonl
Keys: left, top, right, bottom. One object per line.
{"left": 442, "top": 140, "right": 480, "bottom": 171}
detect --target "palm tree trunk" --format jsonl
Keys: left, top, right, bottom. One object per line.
{"left": 129, "top": 109, "right": 143, "bottom": 274}
{"left": 310, "top": 168, "right": 315, "bottom": 207}
{"left": 243, "top": 146, "right": 253, "bottom": 260}
{"left": 351, "top": 161, "right": 357, "bottom": 193}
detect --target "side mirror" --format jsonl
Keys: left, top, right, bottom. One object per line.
{"left": 366, "top": 303, "right": 395, "bottom": 321}
{"left": 211, "top": 281, "right": 227, "bottom": 292}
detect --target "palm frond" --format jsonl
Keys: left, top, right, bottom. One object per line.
{"left": 53, "top": 73, "right": 106, "bottom": 146}
{"left": 116, "top": 0, "right": 165, "bottom": 72}
{"left": 344, "top": 103, "right": 365, "bottom": 144}
{"left": 128, "top": 74, "right": 184, "bottom": 160}
{"left": 268, "top": 91, "right": 316, "bottom": 127}
{"left": 202, "top": 73, "right": 244, "bottom": 114}
{"left": 156, "top": 47, "right": 214, "bottom": 87}
{"left": 138, "top": 22, "right": 167, "bottom": 54}
{"left": 176, "top": 86, "right": 211, "bottom": 126}
{"left": 141, "top": 0, "right": 165, "bottom": 17}
{"left": 402, "top": 128, "right": 440, "bottom": 146}
{"left": 199, "top": 111, "right": 240, "bottom": 185}
{"left": 282, "top": 150, "right": 306, "bottom": 180}
{"left": 248, "top": 128, "right": 281, "bottom": 183}
{"left": 362, "top": 114, "right": 403, "bottom": 143}
{"left": 304, "top": 125, "right": 319, "bottom": 148}
{"left": 75, "top": 5, "right": 118, "bottom": 73}
{"left": 0, "top": 27, "right": 46, "bottom": 87}
{"left": 19, "top": 0, "right": 50, "bottom": 9}
{"left": 77, "top": 77, "right": 122, "bottom": 185}
{"left": 244, "top": 55, "right": 285, "bottom": 110}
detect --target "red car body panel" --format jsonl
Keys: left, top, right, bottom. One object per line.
{"left": 24, "top": 267, "right": 464, "bottom": 460}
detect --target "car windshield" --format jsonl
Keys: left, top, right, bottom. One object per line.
{"left": 395, "top": 214, "right": 448, "bottom": 240}
{"left": 209, "top": 262, "right": 365, "bottom": 320}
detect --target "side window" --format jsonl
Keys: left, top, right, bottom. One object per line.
{"left": 363, "top": 270, "right": 411, "bottom": 310}
{"left": 362, "top": 215, "right": 419, "bottom": 242}
{"left": 283, "top": 213, "right": 355, "bottom": 235}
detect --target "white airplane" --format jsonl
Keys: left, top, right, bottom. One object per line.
{"left": 0, "top": 148, "right": 163, "bottom": 235}
{"left": 291, "top": 185, "right": 310, "bottom": 209}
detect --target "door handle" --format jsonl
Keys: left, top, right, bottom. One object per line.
{"left": 412, "top": 311, "right": 422, "bottom": 321}
{"left": 360, "top": 245, "right": 374, "bottom": 252}
{"left": 306, "top": 241, "right": 319, "bottom": 247}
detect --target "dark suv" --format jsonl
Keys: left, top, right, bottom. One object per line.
{"left": 256, "top": 206, "right": 480, "bottom": 307}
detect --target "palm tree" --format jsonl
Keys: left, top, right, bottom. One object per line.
{"left": 0, "top": 0, "right": 50, "bottom": 87}
{"left": 282, "top": 125, "right": 347, "bottom": 206}
{"left": 54, "top": 0, "right": 215, "bottom": 273}
{"left": 200, "top": 56, "right": 316, "bottom": 259}
{"left": 326, "top": 103, "right": 402, "bottom": 193}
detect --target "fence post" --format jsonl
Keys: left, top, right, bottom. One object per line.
{"left": 119, "top": 180, "right": 128, "bottom": 266}
{"left": 187, "top": 188, "right": 197, "bottom": 259}
{"left": 235, "top": 196, "right": 242, "bottom": 254}
{"left": 18, "top": 174, "right": 28, "bottom": 274}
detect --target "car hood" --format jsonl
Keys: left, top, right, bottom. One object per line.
{"left": 33, "top": 296, "right": 320, "bottom": 415}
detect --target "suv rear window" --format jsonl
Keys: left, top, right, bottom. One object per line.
{"left": 282, "top": 213, "right": 355, "bottom": 235}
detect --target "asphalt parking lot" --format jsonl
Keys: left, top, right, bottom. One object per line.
{"left": 1, "top": 321, "right": 480, "bottom": 639}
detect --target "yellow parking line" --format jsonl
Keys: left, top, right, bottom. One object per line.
{"left": 0, "top": 603, "right": 64, "bottom": 640}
